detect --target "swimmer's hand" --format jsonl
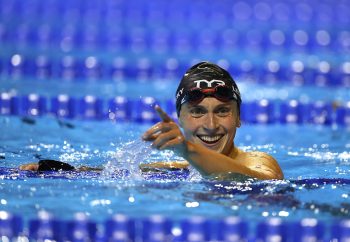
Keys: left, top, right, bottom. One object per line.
{"left": 19, "top": 163, "right": 39, "bottom": 171}
{"left": 19, "top": 160, "right": 75, "bottom": 172}
{"left": 142, "top": 105, "right": 187, "bottom": 154}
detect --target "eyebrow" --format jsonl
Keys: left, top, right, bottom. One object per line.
{"left": 188, "top": 102, "right": 234, "bottom": 110}
{"left": 215, "top": 103, "right": 233, "bottom": 108}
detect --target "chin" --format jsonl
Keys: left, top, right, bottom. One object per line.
{"left": 213, "top": 137, "right": 233, "bottom": 155}
{"left": 213, "top": 144, "right": 227, "bottom": 154}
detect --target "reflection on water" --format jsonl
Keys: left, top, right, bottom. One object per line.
{"left": 0, "top": 116, "right": 349, "bottom": 222}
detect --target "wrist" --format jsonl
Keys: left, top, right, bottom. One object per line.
{"left": 179, "top": 140, "right": 196, "bottom": 159}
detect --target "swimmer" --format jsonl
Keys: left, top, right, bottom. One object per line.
{"left": 20, "top": 61, "right": 283, "bottom": 180}
{"left": 142, "top": 61, "right": 283, "bottom": 180}
{"left": 20, "top": 159, "right": 189, "bottom": 172}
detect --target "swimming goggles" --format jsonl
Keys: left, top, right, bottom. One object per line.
{"left": 181, "top": 85, "right": 238, "bottom": 106}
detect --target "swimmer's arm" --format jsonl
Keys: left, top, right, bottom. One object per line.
{"left": 139, "top": 161, "right": 189, "bottom": 172}
{"left": 183, "top": 142, "right": 283, "bottom": 180}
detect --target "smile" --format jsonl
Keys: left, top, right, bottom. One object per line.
{"left": 197, "top": 134, "right": 224, "bottom": 144}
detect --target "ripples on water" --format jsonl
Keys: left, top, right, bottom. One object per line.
{"left": 0, "top": 116, "right": 349, "bottom": 221}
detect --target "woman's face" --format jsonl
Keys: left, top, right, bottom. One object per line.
{"left": 179, "top": 97, "right": 241, "bottom": 156}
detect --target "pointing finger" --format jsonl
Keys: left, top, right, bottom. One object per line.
{"left": 155, "top": 105, "right": 172, "bottom": 123}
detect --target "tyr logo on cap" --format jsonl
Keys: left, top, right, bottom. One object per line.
{"left": 193, "top": 79, "right": 226, "bottom": 88}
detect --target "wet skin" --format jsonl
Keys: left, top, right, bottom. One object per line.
{"left": 179, "top": 98, "right": 240, "bottom": 156}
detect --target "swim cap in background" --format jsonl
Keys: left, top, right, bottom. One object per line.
{"left": 38, "top": 159, "right": 75, "bottom": 171}
{"left": 175, "top": 61, "right": 242, "bottom": 116}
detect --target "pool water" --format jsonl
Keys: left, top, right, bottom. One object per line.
{"left": 0, "top": 115, "right": 349, "bottom": 224}
{"left": 1, "top": 0, "right": 350, "bottom": 239}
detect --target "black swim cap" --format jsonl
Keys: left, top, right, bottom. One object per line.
{"left": 175, "top": 61, "right": 241, "bottom": 116}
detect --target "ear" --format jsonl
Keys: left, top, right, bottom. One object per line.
{"left": 236, "top": 116, "right": 241, "bottom": 128}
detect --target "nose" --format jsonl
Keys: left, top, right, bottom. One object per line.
{"left": 203, "top": 112, "right": 219, "bottom": 131}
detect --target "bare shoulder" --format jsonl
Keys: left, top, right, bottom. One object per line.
{"left": 237, "top": 150, "right": 284, "bottom": 180}
{"left": 245, "top": 151, "right": 277, "bottom": 162}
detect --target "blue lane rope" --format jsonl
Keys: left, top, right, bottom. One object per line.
{"left": 0, "top": 92, "right": 349, "bottom": 125}
{"left": 1, "top": 54, "right": 350, "bottom": 86}
{"left": 0, "top": 204, "right": 350, "bottom": 241}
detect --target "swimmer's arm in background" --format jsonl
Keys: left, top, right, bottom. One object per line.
{"left": 142, "top": 105, "right": 283, "bottom": 180}
{"left": 18, "top": 159, "right": 185, "bottom": 172}
{"left": 19, "top": 160, "right": 103, "bottom": 172}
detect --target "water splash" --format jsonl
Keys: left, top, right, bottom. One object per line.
{"left": 102, "top": 139, "right": 189, "bottom": 180}
{"left": 102, "top": 139, "right": 150, "bottom": 179}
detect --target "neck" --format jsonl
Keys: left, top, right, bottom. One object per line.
{"left": 228, "top": 145, "right": 239, "bottom": 159}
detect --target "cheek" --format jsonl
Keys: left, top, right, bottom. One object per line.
{"left": 227, "top": 126, "right": 237, "bottom": 138}
{"left": 179, "top": 116, "right": 200, "bottom": 138}
{"left": 222, "top": 116, "right": 237, "bottom": 135}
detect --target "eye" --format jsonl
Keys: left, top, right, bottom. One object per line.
{"left": 190, "top": 106, "right": 206, "bottom": 117}
{"left": 215, "top": 107, "right": 231, "bottom": 117}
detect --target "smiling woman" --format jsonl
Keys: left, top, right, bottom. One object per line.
{"left": 142, "top": 61, "right": 284, "bottom": 180}
{"left": 179, "top": 98, "right": 239, "bottom": 156}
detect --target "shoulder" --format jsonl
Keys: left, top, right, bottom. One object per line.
{"left": 244, "top": 151, "right": 277, "bottom": 162}
{"left": 242, "top": 151, "right": 280, "bottom": 169}
{"left": 237, "top": 150, "right": 284, "bottom": 180}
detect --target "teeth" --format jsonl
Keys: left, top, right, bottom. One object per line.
{"left": 198, "top": 135, "right": 222, "bottom": 143}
